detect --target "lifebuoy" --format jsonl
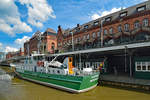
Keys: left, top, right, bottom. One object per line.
{"left": 37, "top": 61, "right": 44, "bottom": 67}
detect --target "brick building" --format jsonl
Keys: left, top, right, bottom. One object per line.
{"left": 24, "top": 28, "right": 57, "bottom": 55}
{"left": 6, "top": 48, "right": 24, "bottom": 59}
{"left": 57, "top": 0, "right": 150, "bottom": 52}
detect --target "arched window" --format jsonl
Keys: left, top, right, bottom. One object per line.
{"left": 143, "top": 18, "right": 149, "bottom": 27}
{"left": 124, "top": 23, "right": 130, "bottom": 32}
{"left": 134, "top": 20, "right": 140, "bottom": 29}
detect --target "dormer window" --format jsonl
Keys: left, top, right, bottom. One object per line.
{"left": 84, "top": 25, "right": 89, "bottom": 29}
{"left": 105, "top": 17, "right": 111, "bottom": 22}
{"left": 94, "top": 21, "right": 99, "bottom": 25}
{"left": 69, "top": 31, "right": 73, "bottom": 35}
{"left": 120, "top": 12, "right": 127, "bottom": 17}
{"left": 137, "top": 5, "right": 146, "bottom": 12}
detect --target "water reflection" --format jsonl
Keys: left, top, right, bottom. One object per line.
{"left": 0, "top": 67, "right": 150, "bottom": 100}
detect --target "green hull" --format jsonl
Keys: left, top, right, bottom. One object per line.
{"left": 15, "top": 69, "right": 99, "bottom": 93}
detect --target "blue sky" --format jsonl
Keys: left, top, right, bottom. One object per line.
{"left": 0, "top": 0, "right": 147, "bottom": 52}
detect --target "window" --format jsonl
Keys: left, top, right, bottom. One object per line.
{"left": 83, "top": 35, "right": 86, "bottom": 40}
{"left": 136, "top": 62, "right": 141, "bottom": 71}
{"left": 120, "top": 12, "right": 127, "bottom": 17}
{"left": 148, "top": 62, "right": 150, "bottom": 71}
{"left": 87, "top": 34, "right": 90, "bottom": 40}
{"left": 143, "top": 18, "right": 149, "bottom": 27}
{"left": 105, "top": 17, "right": 111, "bottom": 22}
{"left": 94, "top": 21, "right": 99, "bottom": 25}
{"left": 57, "top": 70, "right": 60, "bottom": 74}
{"left": 134, "top": 20, "right": 140, "bottom": 29}
{"left": 124, "top": 24, "right": 130, "bottom": 32}
{"left": 118, "top": 25, "right": 122, "bottom": 32}
{"left": 84, "top": 25, "right": 89, "bottom": 29}
{"left": 78, "top": 37, "right": 81, "bottom": 42}
{"left": 97, "top": 31, "right": 101, "bottom": 37}
{"left": 137, "top": 5, "right": 146, "bottom": 12}
{"left": 109, "top": 28, "right": 113, "bottom": 34}
{"left": 75, "top": 38, "right": 78, "bottom": 43}
{"left": 142, "top": 62, "right": 146, "bottom": 71}
{"left": 92, "top": 32, "right": 96, "bottom": 38}
{"left": 104, "top": 29, "right": 108, "bottom": 35}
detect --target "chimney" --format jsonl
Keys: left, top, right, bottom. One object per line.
{"left": 58, "top": 25, "right": 61, "bottom": 30}
{"left": 77, "top": 24, "right": 80, "bottom": 27}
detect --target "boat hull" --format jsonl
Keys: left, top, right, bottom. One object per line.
{"left": 15, "top": 70, "right": 99, "bottom": 93}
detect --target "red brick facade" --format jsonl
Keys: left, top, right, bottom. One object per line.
{"left": 24, "top": 28, "right": 57, "bottom": 55}
{"left": 57, "top": 1, "right": 150, "bottom": 52}
{"left": 6, "top": 48, "right": 24, "bottom": 59}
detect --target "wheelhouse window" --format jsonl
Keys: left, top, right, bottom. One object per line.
{"left": 137, "top": 5, "right": 146, "bottom": 12}
{"left": 124, "top": 23, "right": 130, "bottom": 32}
{"left": 134, "top": 20, "right": 140, "bottom": 29}
{"left": 120, "top": 12, "right": 127, "bottom": 17}
{"left": 104, "top": 29, "right": 108, "bottom": 35}
{"left": 109, "top": 27, "right": 113, "bottom": 34}
{"left": 94, "top": 21, "right": 99, "bottom": 26}
{"left": 118, "top": 25, "right": 122, "bottom": 32}
{"left": 143, "top": 18, "right": 149, "bottom": 27}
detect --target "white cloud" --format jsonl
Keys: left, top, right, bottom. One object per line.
{"left": 0, "top": 0, "right": 32, "bottom": 36}
{"left": 19, "top": 0, "right": 56, "bottom": 28}
{"left": 15, "top": 36, "right": 30, "bottom": 45}
{"left": 91, "top": 7, "right": 123, "bottom": 20}
{"left": 4, "top": 46, "right": 18, "bottom": 53}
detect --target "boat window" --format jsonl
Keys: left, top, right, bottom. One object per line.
{"left": 69, "top": 58, "right": 72, "bottom": 62}
{"left": 33, "top": 56, "right": 37, "bottom": 60}
{"left": 57, "top": 70, "right": 60, "bottom": 73}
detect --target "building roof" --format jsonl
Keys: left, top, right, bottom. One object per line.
{"left": 45, "top": 28, "right": 56, "bottom": 34}
{"left": 61, "top": 0, "right": 150, "bottom": 36}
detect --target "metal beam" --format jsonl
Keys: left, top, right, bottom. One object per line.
{"left": 51, "top": 41, "right": 150, "bottom": 56}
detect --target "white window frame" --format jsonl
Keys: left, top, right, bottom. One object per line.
{"left": 134, "top": 21, "right": 140, "bottom": 29}
{"left": 109, "top": 28, "right": 113, "bottom": 34}
{"left": 143, "top": 18, "right": 149, "bottom": 27}
{"left": 120, "top": 12, "right": 127, "bottom": 17}
{"left": 94, "top": 21, "right": 99, "bottom": 25}
{"left": 118, "top": 25, "right": 122, "bottom": 32}
{"left": 92, "top": 32, "right": 96, "bottom": 38}
{"left": 104, "top": 29, "right": 108, "bottom": 35}
{"left": 135, "top": 62, "right": 142, "bottom": 71}
{"left": 124, "top": 23, "right": 129, "bottom": 32}
{"left": 137, "top": 5, "right": 146, "bottom": 12}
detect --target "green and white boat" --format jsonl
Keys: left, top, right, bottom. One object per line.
{"left": 12, "top": 54, "right": 100, "bottom": 93}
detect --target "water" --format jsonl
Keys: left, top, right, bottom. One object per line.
{"left": 0, "top": 66, "right": 150, "bottom": 100}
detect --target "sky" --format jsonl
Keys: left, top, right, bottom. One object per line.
{"left": 0, "top": 0, "right": 148, "bottom": 53}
